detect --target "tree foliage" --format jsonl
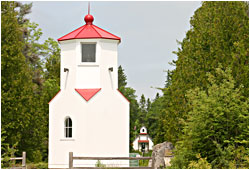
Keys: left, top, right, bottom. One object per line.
{"left": 187, "top": 154, "right": 212, "bottom": 169}
{"left": 170, "top": 66, "right": 249, "bottom": 168}
{"left": 158, "top": 1, "right": 249, "bottom": 145}
{"left": 1, "top": 2, "right": 249, "bottom": 169}
{"left": 151, "top": 1, "right": 249, "bottom": 168}
{"left": 118, "top": 65, "right": 140, "bottom": 151}
{"left": 1, "top": 1, "right": 61, "bottom": 163}
{"left": 145, "top": 93, "right": 164, "bottom": 143}
{"left": 1, "top": 1, "right": 34, "bottom": 156}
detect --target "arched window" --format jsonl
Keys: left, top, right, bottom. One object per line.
{"left": 65, "top": 117, "right": 72, "bottom": 138}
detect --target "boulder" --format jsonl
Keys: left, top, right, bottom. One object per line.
{"left": 149, "top": 141, "right": 174, "bottom": 168}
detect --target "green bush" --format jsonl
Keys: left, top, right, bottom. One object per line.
{"left": 95, "top": 160, "right": 106, "bottom": 168}
{"left": 26, "top": 162, "right": 48, "bottom": 169}
{"left": 1, "top": 142, "right": 18, "bottom": 169}
{"left": 188, "top": 154, "right": 212, "bottom": 169}
{"left": 32, "top": 150, "right": 43, "bottom": 163}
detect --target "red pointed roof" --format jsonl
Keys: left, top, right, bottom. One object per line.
{"left": 75, "top": 88, "right": 101, "bottom": 101}
{"left": 58, "top": 14, "right": 121, "bottom": 41}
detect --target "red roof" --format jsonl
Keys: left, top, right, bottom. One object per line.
{"left": 117, "top": 89, "right": 130, "bottom": 103}
{"left": 75, "top": 88, "right": 101, "bottom": 101}
{"left": 48, "top": 89, "right": 61, "bottom": 104}
{"left": 58, "top": 14, "right": 120, "bottom": 41}
{"left": 138, "top": 140, "right": 149, "bottom": 143}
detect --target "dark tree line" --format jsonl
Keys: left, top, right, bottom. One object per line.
{"left": 153, "top": 1, "right": 248, "bottom": 168}
{"left": 119, "top": 1, "right": 249, "bottom": 168}
{"left": 1, "top": 1, "right": 60, "bottom": 164}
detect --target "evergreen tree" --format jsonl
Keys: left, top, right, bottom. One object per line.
{"left": 155, "top": 93, "right": 160, "bottom": 100}
{"left": 160, "top": 1, "right": 249, "bottom": 144}
{"left": 118, "top": 65, "right": 127, "bottom": 88}
{"left": 146, "top": 98, "right": 151, "bottom": 113}
{"left": 16, "top": 2, "right": 44, "bottom": 89}
{"left": 1, "top": 1, "right": 34, "bottom": 156}
{"left": 145, "top": 94, "right": 164, "bottom": 143}
{"left": 38, "top": 38, "right": 61, "bottom": 161}
{"left": 171, "top": 66, "right": 249, "bottom": 168}
{"left": 136, "top": 94, "right": 154, "bottom": 129}
{"left": 139, "top": 95, "right": 146, "bottom": 110}
{"left": 164, "top": 70, "right": 172, "bottom": 88}
{"left": 117, "top": 65, "right": 140, "bottom": 151}
{"left": 1, "top": 2, "right": 61, "bottom": 162}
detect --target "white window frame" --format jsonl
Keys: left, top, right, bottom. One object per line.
{"left": 76, "top": 39, "right": 100, "bottom": 66}
{"left": 80, "top": 42, "right": 97, "bottom": 63}
{"left": 65, "top": 117, "right": 72, "bottom": 138}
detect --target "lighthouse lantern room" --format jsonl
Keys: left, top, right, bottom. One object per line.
{"left": 48, "top": 10, "right": 130, "bottom": 168}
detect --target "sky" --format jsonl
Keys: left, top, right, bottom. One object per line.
{"left": 24, "top": 1, "right": 202, "bottom": 100}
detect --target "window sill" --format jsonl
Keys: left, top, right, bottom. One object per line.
{"left": 78, "top": 63, "right": 99, "bottom": 67}
{"left": 60, "top": 138, "right": 75, "bottom": 141}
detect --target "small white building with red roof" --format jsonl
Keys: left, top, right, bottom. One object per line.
{"left": 48, "top": 11, "right": 129, "bottom": 168}
{"left": 132, "top": 126, "right": 154, "bottom": 152}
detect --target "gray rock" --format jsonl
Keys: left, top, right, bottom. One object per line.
{"left": 150, "top": 141, "right": 174, "bottom": 169}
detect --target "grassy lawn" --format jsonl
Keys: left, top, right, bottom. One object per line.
{"left": 2, "top": 162, "right": 48, "bottom": 169}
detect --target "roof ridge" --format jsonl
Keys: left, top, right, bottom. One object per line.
{"left": 58, "top": 23, "right": 120, "bottom": 41}
{"left": 92, "top": 25, "right": 120, "bottom": 39}
{"left": 74, "top": 25, "right": 87, "bottom": 39}
{"left": 58, "top": 25, "right": 85, "bottom": 41}
{"left": 91, "top": 24, "right": 102, "bottom": 38}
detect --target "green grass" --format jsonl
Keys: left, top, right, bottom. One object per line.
{"left": 26, "top": 162, "right": 48, "bottom": 169}
{"left": 133, "top": 151, "right": 153, "bottom": 167}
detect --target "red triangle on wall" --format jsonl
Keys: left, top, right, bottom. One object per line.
{"left": 75, "top": 88, "right": 101, "bottom": 101}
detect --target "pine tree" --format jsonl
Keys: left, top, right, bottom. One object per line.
{"left": 118, "top": 65, "right": 127, "bottom": 88}
{"left": 37, "top": 38, "right": 61, "bottom": 161}
{"left": 146, "top": 98, "right": 151, "bottom": 113}
{"left": 145, "top": 94, "right": 164, "bottom": 143}
{"left": 1, "top": 2, "right": 61, "bottom": 162}
{"left": 160, "top": 1, "right": 249, "bottom": 145}
{"left": 1, "top": 1, "right": 34, "bottom": 156}
{"left": 16, "top": 2, "right": 44, "bottom": 89}
{"left": 117, "top": 65, "right": 140, "bottom": 151}
{"left": 170, "top": 66, "right": 249, "bottom": 168}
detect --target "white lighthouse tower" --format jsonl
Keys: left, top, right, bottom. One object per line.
{"left": 48, "top": 11, "right": 130, "bottom": 168}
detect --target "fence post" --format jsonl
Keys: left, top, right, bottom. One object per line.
{"left": 69, "top": 152, "right": 73, "bottom": 169}
{"left": 151, "top": 156, "right": 155, "bottom": 169}
{"left": 22, "top": 152, "right": 26, "bottom": 168}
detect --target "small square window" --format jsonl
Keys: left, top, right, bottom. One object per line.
{"left": 81, "top": 44, "right": 96, "bottom": 62}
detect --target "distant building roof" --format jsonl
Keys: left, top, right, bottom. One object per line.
{"left": 138, "top": 140, "right": 149, "bottom": 143}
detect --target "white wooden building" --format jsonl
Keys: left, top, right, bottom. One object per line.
{"left": 48, "top": 12, "right": 130, "bottom": 168}
{"left": 132, "top": 126, "right": 154, "bottom": 152}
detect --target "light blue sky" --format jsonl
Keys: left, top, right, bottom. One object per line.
{"left": 24, "top": 1, "right": 202, "bottom": 100}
